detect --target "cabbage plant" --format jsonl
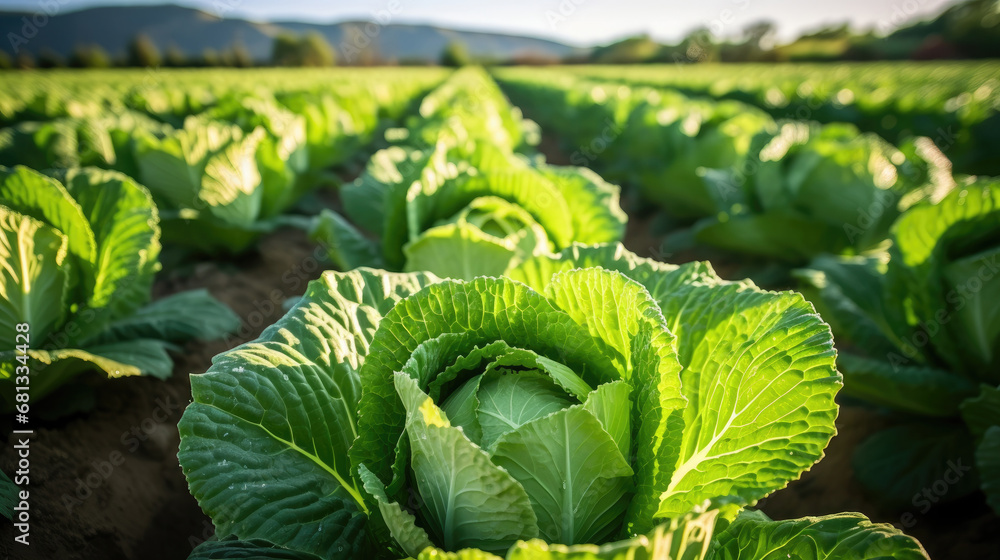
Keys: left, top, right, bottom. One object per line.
{"left": 495, "top": 71, "right": 775, "bottom": 220}
{"left": 130, "top": 116, "right": 282, "bottom": 254}
{"left": 311, "top": 140, "right": 626, "bottom": 280}
{"left": 205, "top": 94, "right": 312, "bottom": 214}
{"left": 311, "top": 68, "right": 626, "bottom": 280}
{"left": 694, "top": 123, "right": 951, "bottom": 262}
{"left": 620, "top": 97, "right": 773, "bottom": 219}
{"left": 0, "top": 112, "right": 170, "bottom": 178}
{"left": 799, "top": 178, "right": 1000, "bottom": 513}
{"left": 178, "top": 244, "right": 928, "bottom": 559}
{"left": 0, "top": 470, "right": 16, "bottom": 521}
{"left": 0, "top": 165, "right": 239, "bottom": 411}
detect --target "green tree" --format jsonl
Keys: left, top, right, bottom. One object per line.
{"left": 680, "top": 27, "right": 719, "bottom": 63}
{"left": 300, "top": 32, "right": 335, "bottom": 66}
{"left": 743, "top": 21, "right": 777, "bottom": 50}
{"left": 36, "top": 48, "right": 64, "bottom": 68}
{"left": 720, "top": 20, "right": 778, "bottom": 62}
{"left": 272, "top": 33, "right": 335, "bottom": 67}
{"left": 440, "top": 40, "right": 471, "bottom": 67}
{"left": 15, "top": 52, "right": 34, "bottom": 70}
{"left": 69, "top": 45, "right": 111, "bottom": 68}
{"left": 200, "top": 48, "right": 221, "bottom": 67}
{"left": 163, "top": 44, "right": 187, "bottom": 67}
{"left": 0, "top": 51, "right": 12, "bottom": 69}
{"left": 230, "top": 41, "right": 254, "bottom": 67}
{"left": 127, "top": 33, "right": 161, "bottom": 67}
{"left": 271, "top": 33, "right": 302, "bottom": 66}
{"left": 590, "top": 34, "right": 662, "bottom": 63}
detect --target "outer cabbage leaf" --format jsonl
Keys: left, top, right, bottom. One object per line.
{"left": 0, "top": 206, "right": 70, "bottom": 347}
{"left": 134, "top": 118, "right": 265, "bottom": 232}
{"left": 188, "top": 538, "right": 323, "bottom": 560}
{"left": 977, "top": 426, "right": 1000, "bottom": 514}
{"left": 836, "top": 354, "right": 975, "bottom": 417}
{"left": 206, "top": 95, "right": 310, "bottom": 217}
{"left": 795, "top": 255, "right": 906, "bottom": 360}
{"left": 852, "top": 422, "right": 979, "bottom": 510}
{"left": 533, "top": 165, "right": 626, "bottom": 246}
{"left": 91, "top": 289, "right": 240, "bottom": 347}
{"left": 709, "top": 510, "right": 929, "bottom": 559}
{"left": 0, "top": 165, "right": 96, "bottom": 274}
{"left": 0, "top": 470, "right": 17, "bottom": 521}
{"left": 694, "top": 212, "right": 844, "bottom": 263}
{"left": 48, "top": 167, "right": 161, "bottom": 326}
{"left": 889, "top": 180, "right": 1000, "bottom": 381}
{"left": 311, "top": 209, "right": 383, "bottom": 271}
{"left": 0, "top": 346, "right": 144, "bottom": 410}
{"left": 960, "top": 384, "right": 1000, "bottom": 438}
{"left": 178, "top": 269, "right": 438, "bottom": 559}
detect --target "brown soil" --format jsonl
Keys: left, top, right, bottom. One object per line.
{"left": 0, "top": 227, "right": 325, "bottom": 560}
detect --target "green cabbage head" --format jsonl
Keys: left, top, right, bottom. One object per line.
{"left": 178, "top": 244, "right": 928, "bottom": 559}
{"left": 799, "top": 178, "right": 1000, "bottom": 513}
{"left": 310, "top": 67, "right": 625, "bottom": 280}
{"left": 695, "top": 122, "right": 945, "bottom": 262}
{"left": 0, "top": 165, "right": 239, "bottom": 411}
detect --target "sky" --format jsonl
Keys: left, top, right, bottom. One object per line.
{"left": 0, "top": 0, "right": 965, "bottom": 45}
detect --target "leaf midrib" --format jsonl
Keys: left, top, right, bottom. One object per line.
{"left": 562, "top": 413, "right": 575, "bottom": 544}
{"left": 199, "top": 401, "right": 369, "bottom": 515}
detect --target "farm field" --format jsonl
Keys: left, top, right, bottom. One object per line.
{"left": 0, "top": 61, "right": 998, "bottom": 560}
{"left": 555, "top": 62, "right": 1000, "bottom": 175}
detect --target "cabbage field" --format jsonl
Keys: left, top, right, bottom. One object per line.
{"left": 0, "top": 63, "right": 998, "bottom": 560}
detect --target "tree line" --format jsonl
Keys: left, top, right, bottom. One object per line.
{"left": 0, "top": 29, "right": 477, "bottom": 69}
{"left": 0, "top": 32, "right": 337, "bottom": 69}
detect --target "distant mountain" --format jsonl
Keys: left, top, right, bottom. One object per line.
{"left": 0, "top": 4, "right": 585, "bottom": 63}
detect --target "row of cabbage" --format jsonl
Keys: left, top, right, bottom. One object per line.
{"left": 563, "top": 62, "right": 1000, "bottom": 176}
{"left": 0, "top": 68, "right": 447, "bottom": 254}
{"left": 175, "top": 67, "right": 932, "bottom": 560}
{"left": 495, "top": 66, "right": 1000, "bottom": 527}
{"left": 495, "top": 67, "right": 956, "bottom": 262}
{"left": 307, "top": 67, "right": 627, "bottom": 279}
{"left": 0, "top": 68, "right": 447, "bottom": 414}
{"left": 0, "top": 68, "right": 446, "bottom": 128}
